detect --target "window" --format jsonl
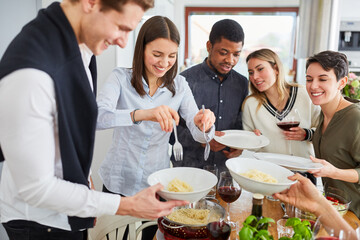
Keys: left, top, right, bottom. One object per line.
{"left": 185, "top": 7, "right": 298, "bottom": 82}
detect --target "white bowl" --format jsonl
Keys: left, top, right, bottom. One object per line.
{"left": 225, "top": 157, "right": 297, "bottom": 196}
{"left": 147, "top": 167, "right": 218, "bottom": 203}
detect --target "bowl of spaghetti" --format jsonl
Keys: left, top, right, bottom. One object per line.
{"left": 147, "top": 167, "right": 218, "bottom": 203}
{"left": 158, "top": 199, "right": 226, "bottom": 239}
{"left": 225, "top": 157, "right": 297, "bottom": 196}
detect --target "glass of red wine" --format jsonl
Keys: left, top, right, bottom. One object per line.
{"left": 276, "top": 108, "right": 301, "bottom": 156}
{"left": 217, "top": 171, "right": 241, "bottom": 228}
{"left": 207, "top": 221, "right": 231, "bottom": 240}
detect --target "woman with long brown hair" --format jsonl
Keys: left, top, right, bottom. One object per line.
{"left": 96, "top": 16, "right": 215, "bottom": 197}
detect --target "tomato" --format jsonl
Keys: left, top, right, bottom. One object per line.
{"left": 326, "top": 196, "right": 339, "bottom": 203}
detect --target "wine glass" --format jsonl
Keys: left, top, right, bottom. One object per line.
{"left": 207, "top": 220, "right": 231, "bottom": 240}
{"left": 203, "top": 164, "right": 219, "bottom": 202}
{"left": 276, "top": 108, "right": 301, "bottom": 156}
{"left": 312, "top": 215, "right": 355, "bottom": 240}
{"left": 217, "top": 171, "right": 241, "bottom": 228}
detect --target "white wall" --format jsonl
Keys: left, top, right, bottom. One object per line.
{"left": 0, "top": 0, "right": 39, "bottom": 57}
{"left": 340, "top": 0, "right": 360, "bottom": 21}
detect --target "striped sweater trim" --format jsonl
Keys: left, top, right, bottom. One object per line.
{"left": 263, "top": 86, "right": 298, "bottom": 121}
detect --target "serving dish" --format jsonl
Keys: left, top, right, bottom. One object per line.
{"left": 225, "top": 157, "right": 297, "bottom": 196}
{"left": 158, "top": 199, "right": 225, "bottom": 239}
{"left": 296, "top": 186, "right": 352, "bottom": 221}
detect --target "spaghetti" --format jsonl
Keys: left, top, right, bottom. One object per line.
{"left": 240, "top": 169, "right": 278, "bottom": 183}
{"left": 167, "top": 178, "right": 194, "bottom": 192}
{"left": 167, "top": 208, "right": 220, "bottom": 225}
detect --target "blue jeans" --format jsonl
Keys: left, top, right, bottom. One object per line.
{"left": 3, "top": 220, "right": 87, "bottom": 240}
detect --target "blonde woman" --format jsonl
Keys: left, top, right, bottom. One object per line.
{"left": 242, "top": 48, "right": 320, "bottom": 183}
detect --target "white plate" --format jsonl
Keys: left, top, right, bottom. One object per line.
{"left": 253, "top": 152, "right": 323, "bottom": 172}
{"left": 214, "top": 130, "right": 269, "bottom": 150}
{"left": 226, "top": 157, "right": 297, "bottom": 196}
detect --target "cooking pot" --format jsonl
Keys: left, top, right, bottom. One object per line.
{"left": 158, "top": 199, "right": 226, "bottom": 239}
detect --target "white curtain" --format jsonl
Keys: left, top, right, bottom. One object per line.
{"left": 296, "top": 0, "right": 341, "bottom": 83}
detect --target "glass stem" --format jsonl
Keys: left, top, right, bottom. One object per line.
{"left": 288, "top": 139, "right": 292, "bottom": 156}
{"left": 227, "top": 203, "right": 231, "bottom": 223}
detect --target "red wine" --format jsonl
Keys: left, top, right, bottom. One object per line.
{"left": 207, "top": 221, "right": 231, "bottom": 240}
{"left": 218, "top": 186, "right": 241, "bottom": 203}
{"left": 277, "top": 121, "right": 300, "bottom": 131}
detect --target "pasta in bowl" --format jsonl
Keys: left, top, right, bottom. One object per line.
{"left": 147, "top": 167, "right": 218, "bottom": 203}
{"left": 158, "top": 199, "right": 226, "bottom": 239}
{"left": 225, "top": 157, "right": 297, "bottom": 196}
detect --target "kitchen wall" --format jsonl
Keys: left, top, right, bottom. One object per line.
{"left": 0, "top": 0, "right": 40, "bottom": 57}
{"left": 340, "top": 0, "right": 360, "bottom": 21}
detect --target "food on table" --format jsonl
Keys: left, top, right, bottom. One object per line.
{"left": 167, "top": 178, "right": 193, "bottom": 192}
{"left": 167, "top": 208, "right": 220, "bottom": 225}
{"left": 296, "top": 195, "right": 348, "bottom": 220}
{"left": 239, "top": 215, "right": 274, "bottom": 240}
{"left": 297, "top": 209, "right": 317, "bottom": 221}
{"left": 239, "top": 216, "right": 312, "bottom": 240}
{"left": 240, "top": 169, "right": 278, "bottom": 183}
{"left": 326, "top": 196, "right": 347, "bottom": 215}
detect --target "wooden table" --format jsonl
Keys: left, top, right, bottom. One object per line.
{"left": 218, "top": 190, "right": 360, "bottom": 240}
{"left": 154, "top": 190, "right": 360, "bottom": 240}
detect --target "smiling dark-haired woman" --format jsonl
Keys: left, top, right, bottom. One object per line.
{"left": 305, "top": 50, "right": 360, "bottom": 218}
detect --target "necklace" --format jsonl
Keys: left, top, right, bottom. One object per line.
{"left": 322, "top": 95, "right": 345, "bottom": 133}
{"left": 335, "top": 95, "right": 344, "bottom": 113}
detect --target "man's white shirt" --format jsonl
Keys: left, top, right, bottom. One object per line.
{"left": 0, "top": 44, "right": 120, "bottom": 230}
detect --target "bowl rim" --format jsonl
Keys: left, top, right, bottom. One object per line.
{"left": 324, "top": 186, "right": 352, "bottom": 204}
{"left": 325, "top": 192, "right": 352, "bottom": 205}
{"left": 147, "top": 167, "right": 218, "bottom": 193}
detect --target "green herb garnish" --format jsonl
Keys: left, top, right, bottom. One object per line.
{"left": 279, "top": 218, "right": 312, "bottom": 240}
{"left": 239, "top": 215, "right": 274, "bottom": 240}
{"left": 239, "top": 216, "right": 313, "bottom": 240}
